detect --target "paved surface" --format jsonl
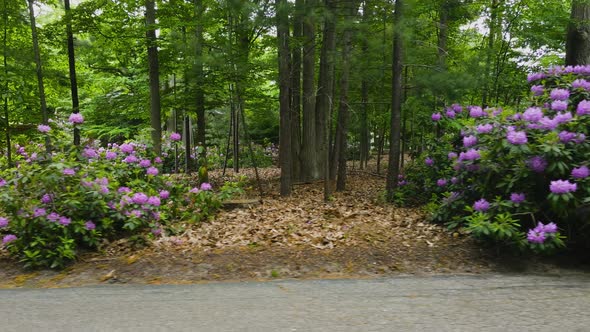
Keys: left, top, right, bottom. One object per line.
{"left": 1, "top": 274, "right": 589, "bottom": 331}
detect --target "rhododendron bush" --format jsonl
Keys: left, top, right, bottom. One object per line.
{"left": 400, "top": 65, "right": 590, "bottom": 252}
{"left": 0, "top": 117, "right": 241, "bottom": 268}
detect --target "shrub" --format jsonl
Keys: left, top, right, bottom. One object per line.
{"left": 399, "top": 65, "right": 590, "bottom": 253}
{"left": 0, "top": 116, "right": 240, "bottom": 268}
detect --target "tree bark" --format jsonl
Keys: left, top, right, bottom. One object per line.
{"left": 291, "top": 0, "right": 303, "bottom": 181}
{"left": 386, "top": 0, "right": 404, "bottom": 200}
{"left": 316, "top": 0, "right": 337, "bottom": 200}
{"left": 64, "top": 0, "right": 80, "bottom": 146}
{"left": 194, "top": 0, "right": 208, "bottom": 182}
{"left": 359, "top": 1, "right": 370, "bottom": 170}
{"left": 301, "top": 0, "right": 318, "bottom": 181}
{"left": 334, "top": 0, "right": 357, "bottom": 191}
{"left": 566, "top": 0, "right": 590, "bottom": 65}
{"left": 482, "top": 0, "right": 499, "bottom": 107}
{"left": 277, "top": 0, "right": 292, "bottom": 196}
{"left": 3, "top": 0, "right": 11, "bottom": 165}
{"left": 146, "top": 0, "right": 162, "bottom": 155}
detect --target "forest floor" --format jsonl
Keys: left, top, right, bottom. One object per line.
{"left": 0, "top": 164, "right": 587, "bottom": 288}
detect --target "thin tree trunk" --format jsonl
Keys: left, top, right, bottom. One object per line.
{"left": 335, "top": 0, "right": 356, "bottom": 191}
{"left": 316, "top": 0, "right": 337, "bottom": 200}
{"left": 386, "top": 0, "right": 404, "bottom": 200}
{"left": 27, "top": 0, "right": 49, "bottom": 153}
{"left": 146, "top": 0, "right": 162, "bottom": 155}
{"left": 359, "top": 1, "right": 370, "bottom": 170}
{"left": 64, "top": 0, "right": 80, "bottom": 146}
{"left": 482, "top": 0, "right": 498, "bottom": 107}
{"left": 301, "top": 0, "right": 317, "bottom": 181}
{"left": 3, "top": 0, "right": 10, "bottom": 165}
{"left": 566, "top": 0, "right": 590, "bottom": 65}
{"left": 291, "top": 0, "right": 303, "bottom": 181}
{"left": 277, "top": 0, "right": 292, "bottom": 196}
{"left": 194, "top": 0, "right": 208, "bottom": 182}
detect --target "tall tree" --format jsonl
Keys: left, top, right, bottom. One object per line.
{"left": 2, "top": 0, "right": 10, "bottom": 164}
{"left": 194, "top": 0, "right": 208, "bottom": 181}
{"left": 27, "top": 0, "right": 49, "bottom": 148}
{"left": 333, "top": 0, "right": 357, "bottom": 191}
{"left": 386, "top": 0, "right": 403, "bottom": 200}
{"left": 291, "top": 0, "right": 303, "bottom": 181}
{"left": 300, "top": 0, "right": 318, "bottom": 181}
{"left": 566, "top": 0, "right": 590, "bottom": 65}
{"left": 64, "top": 0, "right": 81, "bottom": 146}
{"left": 277, "top": 0, "right": 292, "bottom": 196}
{"left": 146, "top": 0, "right": 162, "bottom": 155}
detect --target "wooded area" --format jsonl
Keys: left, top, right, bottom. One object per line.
{"left": 1, "top": 0, "right": 587, "bottom": 196}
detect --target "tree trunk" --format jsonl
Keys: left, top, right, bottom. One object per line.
{"left": 291, "top": 0, "right": 303, "bottom": 181}
{"left": 146, "top": 0, "right": 162, "bottom": 155}
{"left": 3, "top": 0, "right": 10, "bottom": 165}
{"left": 64, "top": 0, "right": 80, "bottom": 146}
{"left": 301, "top": 0, "right": 318, "bottom": 181}
{"left": 482, "top": 0, "right": 499, "bottom": 107}
{"left": 194, "top": 0, "right": 208, "bottom": 182}
{"left": 27, "top": 0, "right": 49, "bottom": 153}
{"left": 566, "top": 0, "right": 590, "bottom": 65}
{"left": 386, "top": 0, "right": 404, "bottom": 200}
{"left": 334, "top": 0, "right": 357, "bottom": 192}
{"left": 316, "top": 0, "right": 337, "bottom": 200}
{"left": 359, "top": 1, "right": 370, "bottom": 171}
{"left": 277, "top": 0, "right": 292, "bottom": 196}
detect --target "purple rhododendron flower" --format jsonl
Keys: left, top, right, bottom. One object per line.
{"left": 527, "top": 156, "right": 547, "bottom": 173}
{"left": 132, "top": 193, "right": 149, "bottom": 205}
{"left": 522, "top": 107, "right": 543, "bottom": 122}
{"left": 510, "top": 193, "right": 525, "bottom": 204}
{"left": 476, "top": 124, "right": 493, "bottom": 134}
{"left": 527, "top": 229, "right": 546, "bottom": 244}
{"left": 200, "top": 182, "right": 213, "bottom": 191}
{"left": 459, "top": 149, "right": 481, "bottom": 161}
{"left": 83, "top": 148, "right": 98, "bottom": 159}
{"left": 130, "top": 210, "right": 143, "bottom": 218}
{"left": 123, "top": 155, "right": 139, "bottom": 163}
{"left": 105, "top": 151, "right": 117, "bottom": 160}
{"left": 530, "top": 85, "right": 544, "bottom": 96}
{"left": 463, "top": 135, "right": 477, "bottom": 147}
{"left": 33, "top": 208, "right": 46, "bottom": 218}
{"left": 2, "top": 234, "right": 17, "bottom": 244}
{"left": 68, "top": 113, "right": 84, "bottom": 124}
{"left": 555, "top": 112, "right": 572, "bottom": 124}
{"left": 559, "top": 131, "right": 576, "bottom": 143}
{"left": 47, "top": 212, "right": 60, "bottom": 222}
{"left": 154, "top": 157, "right": 163, "bottom": 163}
{"left": 451, "top": 177, "right": 459, "bottom": 184}
{"left": 538, "top": 116, "right": 558, "bottom": 130}
{"left": 170, "top": 132, "right": 182, "bottom": 141}
{"left": 59, "top": 216, "right": 71, "bottom": 226}
{"left": 448, "top": 152, "right": 458, "bottom": 160}
{"left": 146, "top": 167, "right": 159, "bottom": 176}
{"left": 37, "top": 124, "right": 51, "bottom": 133}
{"left": 469, "top": 106, "right": 485, "bottom": 118}
{"left": 451, "top": 104, "right": 463, "bottom": 113}
{"left": 571, "top": 166, "right": 589, "bottom": 179}
{"left": 147, "top": 196, "right": 161, "bottom": 206}
{"left": 445, "top": 109, "right": 456, "bottom": 118}
{"left": 41, "top": 194, "right": 53, "bottom": 204}
{"left": 473, "top": 198, "right": 490, "bottom": 212}
{"left": 436, "top": 179, "right": 447, "bottom": 187}
{"left": 506, "top": 130, "right": 527, "bottom": 145}
{"left": 0, "top": 178, "right": 6, "bottom": 187}
{"left": 431, "top": 113, "right": 442, "bottom": 121}
{"left": 527, "top": 72, "right": 545, "bottom": 82}
{"left": 159, "top": 190, "right": 170, "bottom": 199}
{"left": 189, "top": 187, "right": 200, "bottom": 194}
{"left": 551, "top": 100, "right": 568, "bottom": 111}
{"left": 120, "top": 143, "right": 134, "bottom": 154}
{"left": 574, "top": 133, "right": 586, "bottom": 144}
{"left": 576, "top": 100, "right": 590, "bottom": 115}
{"left": 0, "top": 217, "right": 8, "bottom": 227}
{"left": 572, "top": 79, "right": 590, "bottom": 90}
{"left": 85, "top": 221, "right": 96, "bottom": 230}
{"left": 549, "top": 88, "right": 570, "bottom": 101}
{"left": 63, "top": 168, "right": 76, "bottom": 176}
{"left": 549, "top": 180, "right": 577, "bottom": 194}
{"left": 139, "top": 159, "right": 151, "bottom": 168}
{"left": 541, "top": 222, "right": 558, "bottom": 233}
{"left": 118, "top": 187, "right": 132, "bottom": 194}
{"left": 425, "top": 157, "right": 434, "bottom": 166}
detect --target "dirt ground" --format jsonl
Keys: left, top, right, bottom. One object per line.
{"left": 0, "top": 167, "right": 587, "bottom": 288}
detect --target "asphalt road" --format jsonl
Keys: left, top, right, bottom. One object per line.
{"left": 1, "top": 274, "right": 589, "bottom": 331}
